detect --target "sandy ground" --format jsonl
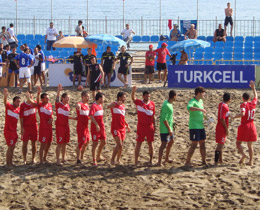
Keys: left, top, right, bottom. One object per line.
{"left": 0, "top": 81, "right": 260, "bottom": 210}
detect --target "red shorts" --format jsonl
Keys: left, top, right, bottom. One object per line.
{"left": 91, "top": 126, "right": 106, "bottom": 141}
{"left": 77, "top": 128, "right": 90, "bottom": 149}
{"left": 215, "top": 125, "right": 227, "bottom": 144}
{"left": 22, "top": 125, "right": 38, "bottom": 141}
{"left": 237, "top": 122, "right": 257, "bottom": 142}
{"left": 4, "top": 130, "right": 18, "bottom": 146}
{"left": 136, "top": 124, "right": 155, "bottom": 142}
{"left": 39, "top": 127, "right": 53, "bottom": 143}
{"left": 111, "top": 128, "right": 126, "bottom": 141}
{"left": 56, "top": 125, "right": 70, "bottom": 144}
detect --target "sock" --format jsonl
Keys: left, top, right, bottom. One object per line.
{"left": 215, "top": 150, "right": 220, "bottom": 163}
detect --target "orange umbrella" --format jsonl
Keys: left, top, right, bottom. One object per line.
{"left": 53, "top": 36, "right": 97, "bottom": 49}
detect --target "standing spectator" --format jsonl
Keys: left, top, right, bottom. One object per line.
{"left": 0, "top": 26, "right": 10, "bottom": 47}
{"left": 101, "top": 46, "right": 115, "bottom": 88}
{"left": 144, "top": 44, "right": 156, "bottom": 84}
{"left": 82, "top": 26, "right": 88, "bottom": 37}
{"left": 224, "top": 2, "right": 233, "bottom": 36}
{"left": 7, "top": 23, "right": 18, "bottom": 48}
{"left": 57, "top": 31, "right": 64, "bottom": 40}
{"left": 7, "top": 46, "right": 19, "bottom": 87}
{"left": 184, "top": 24, "right": 197, "bottom": 40}
{"left": 0, "top": 48, "right": 6, "bottom": 83}
{"left": 75, "top": 20, "right": 83, "bottom": 37}
{"left": 179, "top": 50, "right": 188, "bottom": 65}
{"left": 33, "top": 47, "right": 43, "bottom": 86}
{"left": 169, "top": 24, "right": 181, "bottom": 41}
{"left": 84, "top": 48, "right": 96, "bottom": 87}
{"left": 213, "top": 24, "right": 226, "bottom": 43}
{"left": 36, "top": 45, "right": 46, "bottom": 85}
{"left": 121, "top": 24, "right": 135, "bottom": 49}
{"left": 72, "top": 48, "right": 84, "bottom": 87}
{"left": 45, "top": 22, "right": 58, "bottom": 51}
{"left": 2, "top": 44, "right": 10, "bottom": 62}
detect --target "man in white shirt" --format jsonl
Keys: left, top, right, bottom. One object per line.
{"left": 45, "top": 22, "right": 58, "bottom": 51}
{"left": 75, "top": 20, "right": 83, "bottom": 37}
{"left": 7, "top": 23, "right": 18, "bottom": 48}
{"left": 0, "top": 26, "right": 10, "bottom": 47}
{"left": 121, "top": 24, "right": 135, "bottom": 49}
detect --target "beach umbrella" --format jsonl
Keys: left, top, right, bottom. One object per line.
{"left": 169, "top": 39, "right": 210, "bottom": 53}
{"left": 53, "top": 36, "right": 97, "bottom": 49}
{"left": 85, "top": 34, "right": 126, "bottom": 47}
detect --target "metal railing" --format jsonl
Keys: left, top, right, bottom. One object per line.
{"left": 1, "top": 18, "right": 260, "bottom": 37}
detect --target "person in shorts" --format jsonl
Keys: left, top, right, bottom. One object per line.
{"left": 84, "top": 48, "right": 96, "bottom": 87}
{"left": 185, "top": 86, "right": 207, "bottom": 167}
{"left": 157, "top": 90, "right": 177, "bottom": 166}
{"left": 87, "top": 56, "right": 104, "bottom": 101}
{"left": 36, "top": 45, "right": 46, "bottom": 85}
{"left": 33, "top": 47, "right": 43, "bottom": 86}
{"left": 232, "top": 81, "right": 257, "bottom": 166}
{"left": 224, "top": 2, "right": 233, "bottom": 36}
{"left": 0, "top": 48, "right": 6, "bottom": 83}
{"left": 72, "top": 48, "right": 84, "bottom": 87}
{"left": 144, "top": 44, "right": 156, "bottom": 84}
{"left": 101, "top": 46, "right": 115, "bottom": 88}
{"left": 7, "top": 46, "right": 19, "bottom": 87}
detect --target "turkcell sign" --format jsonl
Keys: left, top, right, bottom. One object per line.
{"left": 168, "top": 65, "right": 255, "bottom": 88}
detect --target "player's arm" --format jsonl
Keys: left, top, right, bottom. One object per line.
{"left": 107, "top": 102, "right": 116, "bottom": 109}
{"left": 56, "top": 84, "right": 62, "bottom": 103}
{"left": 161, "top": 107, "right": 173, "bottom": 136}
{"left": 90, "top": 115, "right": 100, "bottom": 132}
{"left": 131, "top": 86, "right": 137, "bottom": 102}
{"left": 125, "top": 121, "right": 131, "bottom": 132}
{"left": 189, "top": 107, "right": 206, "bottom": 114}
{"left": 25, "top": 91, "right": 37, "bottom": 107}
{"left": 99, "top": 65, "right": 105, "bottom": 83}
{"left": 250, "top": 80, "right": 257, "bottom": 99}
{"left": 44, "top": 34, "right": 47, "bottom": 43}
{"left": 220, "top": 118, "right": 228, "bottom": 136}
{"left": 20, "top": 117, "right": 24, "bottom": 135}
{"left": 36, "top": 86, "right": 41, "bottom": 104}
{"left": 3, "top": 88, "right": 8, "bottom": 106}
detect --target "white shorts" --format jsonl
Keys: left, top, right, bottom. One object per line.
{"left": 19, "top": 67, "right": 30, "bottom": 79}
{"left": 41, "top": 63, "right": 46, "bottom": 72}
{"left": 30, "top": 66, "right": 34, "bottom": 76}
{"left": 0, "top": 66, "right": 2, "bottom": 77}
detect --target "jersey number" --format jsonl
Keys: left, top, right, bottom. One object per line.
{"left": 247, "top": 109, "right": 256, "bottom": 120}
{"left": 21, "top": 58, "right": 25, "bottom": 65}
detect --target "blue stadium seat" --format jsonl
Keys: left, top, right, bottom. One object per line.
{"left": 35, "top": 34, "right": 43, "bottom": 40}
{"left": 132, "top": 36, "right": 141, "bottom": 42}
{"left": 254, "top": 36, "right": 260, "bottom": 42}
{"left": 204, "top": 52, "right": 213, "bottom": 60}
{"left": 197, "top": 36, "right": 206, "bottom": 41}
{"left": 244, "top": 47, "right": 253, "bottom": 54}
{"left": 141, "top": 36, "right": 150, "bottom": 42}
{"left": 234, "top": 42, "right": 243, "bottom": 48}
{"left": 195, "top": 48, "right": 205, "bottom": 53}
{"left": 233, "top": 53, "right": 243, "bottom": 61}
{"left": 226, "top": 36, "right": 234, "bottom": 42}
{"left": 151, "top": 35, "right": 159, "bottom": 42}
{"left": 223, "top": 52, "right": 233, "bottom": 60}
{"left": 50, "top": 51, "right": 60, "bottom": 58}
{"left": 224, "top": 41, "right": 233, "bottom": 47}
{"left": 224, "top": 46, "right": 233, "bottom": 52}
{"left": 244, "top": 42, "right": 253, "bottom": 48}
{"left": 234, "top": 36, "right": 244, "bottom": 42}
{"left": 244, "top": 53, "right": 253, "bottom": 60}
{"left": 205, "top": 47, "right": 214, "bottom": 53}
{"left": 17, "top": 34, "right": 25, "bottom": 40}
{"left": 194, "top": 52, "right": 203, "bottom": 60}
{"left": 213, "top": 52, "right": 223, "bottom": 61}
{"left": 167, "top": 41, "right": 176, "bottom": 47}
{"left": 25, "top": 34, "right": 34, "bottom": 40}
{"left": 245, "top": 36, "right": 254, "bottom": 42}
{"left": 234, "top": 47, "right": 243, "bottom": 53}
{"left": 215, "top": 42, "right": 225, "bottom": 48}
{"left": 214, "top": 48, "right": 224, "bottom": 53}
{"left": 115, "top": 35, "right": 123, "bottom": 40}
{"left": 254, "top": 47, "right": 260, "bottom": 54}
{"left": 206, "top": 36, "right": 214, "bottom": 42}
{"left": 254, "top": 53, "right": 260, "bottom": 60}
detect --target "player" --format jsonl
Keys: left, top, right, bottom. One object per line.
{"left": 108, "top": 92, "right": 130, "bottom": 165}
{"left": 232, "top": 81, "right": 257, "bottom": 166}
{"left": 131, "top": 86, "right": 156, "bottom": 166}
{"left": 214, "top": 93, "right": 231, "bottom": 165}
{"left": 89, "top": 92, "right": 106, "bottom": 166}
{"left": 101, "top": 46, "right": 115, "bottom": 88}
{"left": 72, "top": 48, "right": 84, "bottom": 87}
{"left": 3, "top": 88, "right": 21, "bottom": 167}
{"left": 37, "top": 86, "right": 53, "bottom": 164}
{"left": 20, "top": 91, "right": 38, "bottom": 164}
{"left": 83, "top": 48, "right": 96, "bottom": 87}
{"left": 76, "top": 91, "right": 90, "bottom": 164}
{"left": 7, "top": 46, "right": 19, "bottom": 87}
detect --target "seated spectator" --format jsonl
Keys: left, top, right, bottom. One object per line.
{"left": 121, "top": 24, "right": 135, "bottom": 49}
{"left": 213, "top": 24, "right": 226, "bottom": 43}
{"left": 169, "top": 24, "right": 181, "bottom": 41}
{"left": 75, "top": 20, "right": 83, "bottom": 36}
{"left": 179, "top": 50, "right": 188, "bottom": 65}
{"left": 82, "top": 26, "right": 88, "bottom": 37}
{"left": 57, "top": 31, "right": 65, "bottom": 40}
{"left": 184, "top": 24, "right": 197, "bottom": 40}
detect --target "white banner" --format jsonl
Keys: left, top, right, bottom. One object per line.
{"left": 48, "top": 64, "right": 132, "bottom": 87}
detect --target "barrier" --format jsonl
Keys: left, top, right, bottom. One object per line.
{"left": 48, "top": 64, "right": 132, "bottom": 87}
{"left": 0, "top": 66, "right": 15, "bottom": 87}
{"left": 168, "top": 65, "right": 255, "bottom": 88}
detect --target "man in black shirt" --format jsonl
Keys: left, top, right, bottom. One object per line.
{"left": 101, "top": 46, "right": 115, "bottom": 88}
{"left": 213, "top": 24, "right": 226, "bottom": 43}
{"left": 73, "top": 48, "right": 84, "bottom": 87}
{"left": 7, "top": 46, "right": 19, "bottom": 87}
{"left": 87, "top": 56, "right": 104, "bottom": 101}
{"left": 114, "top": 45, "right": 133, "bottom": 88}
{"left": 84, "top": 48, "right": 96, "bottom": 87}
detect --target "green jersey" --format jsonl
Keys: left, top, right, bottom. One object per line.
{"left": 187, "top": 97, "right": 204, "bottom": 129}
{"left": 160, "top": 100, "right": 174, "bottom": 133}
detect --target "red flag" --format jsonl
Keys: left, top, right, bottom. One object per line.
{"left": 168, "top": 19, "right": 172, "bottom": 30}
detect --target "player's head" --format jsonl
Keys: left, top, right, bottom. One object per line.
{"left": 87, "top": 48, "right": 92, "bottom": 54}
{"left": 149, "top": 44, "right": 153, "bottom": 51}
{"left": 10, "top": 23, "right": 14, "bottom": 28}
{"left": 142, "top": 90, "right": 150, "bottom": 102}
{"left": 11, "top": 46, "right": 16, "bottom": 53}
{"left": 169, "top": 90, "right": 177, "bottom": 101}
{"left": 223, "top": 92, "right": 231, "bottom": 103}
{"left": 34, "top": 47, "right": 39, "bottom": 54}
{"left": 4, "top": 44, "right": 10, "bottom": 51}
{"left": 36, "top": 44, "right": 42, "bottom": 51}
{"left": 227, "top": 2, "right": 230, "bottom": 7}
{"left": 195, "top": 86, "right": 206, "bottom": 99}
{"left": 117, "top": 92, "right": 126, "bottom": 103}
{"left": 242, "top": 92, "right": 250, "bottom": 102}
{"left": 24, "top": 48, "right": 29, "bottom": 54}
{"left": 90, "top": 56, "right": 96, "bottom": 64}
{"left": 61, "top": 92, "right": 70, "bottom": 104}
{"left": 41, "top": 93, "right": 49, "bottom": 103}
{"left": 20, "top": 44, "right": 25, "bottom": 51}
{"left": 81, "top": 91, "right": 89, "bottom": 102}
{"left": 190, "top": 24, "right": 195, "bottom": 29}
{"left": 95, "top": 92, "right": 104, "bottom": 103}
{"left": 121, "top": 45, "right": 126, "bottom": 52}
{"left": 59, "top": 31, "right": 63, "bottom": 35}
{"left": 13, "top": 96, "right": 21, "bottom": 108}
{"left": 161, "top": 42, "right": 167, "bottom": 49}
{"left": 1, "top": 26, "right": 6, "bottom": 31}
{"left": 78, "top": 20, "right": 83, "bottom": 25}
{"left": 106, "top": 46, "right": 111, "bottom": 52}
{"left": 28, "top": 91, "right": 34, "bottom": 99}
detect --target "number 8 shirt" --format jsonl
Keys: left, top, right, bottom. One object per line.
{"left": 237, "top": 97, "right": 257, "bottom": 142}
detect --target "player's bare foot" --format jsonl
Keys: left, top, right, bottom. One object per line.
{"left": 239, "top": 154, "right": 247, "bottom": 164}
{"left": 56, "top": 161, "right": 63, "bottom": 166}
{"left": 61, "top": 159, "right": 67, "bottom": 164}
{"left": 156, "top": 162, "right": 163, "bottom": 167}
{"left": 110, "top": 160, "right": 116, "bottom": 165}
{"left": 164, "top": 159, "right": 173, "bottom": 164}
{"left": 23, "top": 161, "right": 27, "bottom": 165}
{"left": 97, "top": 156, "right": 106, "bottom": 162}
{"left": 116, "top": 160, "right": 123, "bottom": 165}
{"left": 246, "top": 162, "right": 253, "bottom": 166}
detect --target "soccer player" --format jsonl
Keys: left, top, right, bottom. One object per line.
{"left": 108, "top": 92, "right": 130, "bottom": 165}
{"left": 232, "top": 81, "right": 257, "bottom": 166}
{"left": 131, "top": 86, "right": 155, "bottom": 166}
{"left": 76, "top": 91, "right": 90, "bottom": 164}
{"left": 157, "top": 90, "right": 177, "bottom": 166}
{"left": 7, "top": 46, "right": 19, "bottom": 87}
{"left": 20, "top": 91, "right": 38, "bottom": 164}
{"left": 89, "top": 92, "right": 106, "bottom": 166}
{"left": 185, "top": 86, "right": 207, "bottom": 167}
{"left": 144, "top": 45, "right": 156, "bottom": 84}
{"left": 3, "top": 88, "right": 21, "bottom": 167}
{"left": 37, "top": 86, "right": 53, "bottom": 164}
{"left": 83, "top": 48, "right": 96, "bottom": 87}
{"left": 214, "top": 93, "right": 231, "bottom": 165}
{"left": 72, "top": 48, "right": 84, "bottom": 87}
{"left": 101, "top": 46, "right": 115, "bottom": 88}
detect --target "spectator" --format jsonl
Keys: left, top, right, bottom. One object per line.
{"left": 0, "top": 26, "right": 10, "bottom": 47}
{"left": 213, "top": 24, "right": 226, "bottom": 43}
{"left": 72, "top": 48, "right": 84, "bottom": 87}
{"left": 45, "top": 22, "right": 58, "bottom": 51}
{"left": 83, "top": 48, "right": 96, "bottom": 87}
{"left": 179, "top": 50, "right": 188, "bottom": 65}
{"left": 7, "top": 46, "right": 19, "bottom": 87}
{"left": 121, "top": 24, "right": 135, "bottom": 49}
{"left": 1, "top": 43, "right": 9, "bottom": 62}
{"left": 36, "top": 45, "right": 46, "bottom": 85}
{"left": 184, "top": 24, "right": 197, "bottom": 40}
{"left": 75, "top": 20, "right": 83, "bottom": 37}
{"left": 82, "top": 26, "right": 88, "bottom": 37}
{"left": 169, "top": 24, "right": 181, "bottom": 41}
{"left": 101, "top": 46, "right": 115, "bottom": 88}
{"left": 0, "top": 48, "right": 6, "bottom": 83}
{"left": 33, "top": 47, "right": 43, "bottom": 86}
{"left": 224, "top": 2, "right": 233, "bottom": 36}
{"left": 57, "top": 31, "right": 64, "bottom": 40}
{"left": 7, "top": 23, "right": 18, "bottom": 48}
{"left": 144, "top": 44, "right": 156, "bottom": 84}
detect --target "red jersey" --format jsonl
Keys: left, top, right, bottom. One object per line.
{"left": 111, "top": 102, "right": 126, "bottom": 130}
{"left": 76, "top": 102, "right": 90, "bottom": 130}
{"left": 145, "top": 51, "right": 156, "bottom": 66}
{"left": 216, "top": 102, "right": 229, "bottom": 128}
{"left": 38, "top": 102, "right": 53, "bottom": 129}
{"left": 20, "top": 102, "right": 37, "bottom": 126}
{"left": 240, "top": 97, "right": 257, "bottom": 125}
{"left": 55, "top": 102, "right": 70, "bottom": 126}
{"left": 154, "top": 48, "right": 171, "bottom": 63}
{"left": 4, "top": 102, "right": 20, "bottom": 132}
{"left": 89, "top": 102, "right": 104, "bottom": 128}
{"left": 134, "top": 99, "right": 155, "bottom": 126}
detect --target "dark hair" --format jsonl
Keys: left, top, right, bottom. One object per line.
{"left": 11, "top": 46, "right": 16, "bottom": 50}
{"left": 242, "top": 93, "right": 250, "bottom": 101}
{"left": 61, "top": 93, "right": 68, "bottom": 101}
{"left": 81, "top": 91, "right": 88, "bottom": 97}
{"left": 36, "top": 44, "right": 42, "bottom": 50}
{"left": 13, "top": 96, "right": 20, "bottom": 102}
{"left": 24, "top": 43, "right": 28, "bottom": 47}
{"left": 107, "top": 46, "right": 111, "bottom": 49}
{"left": 169, "top": 90, "right": 176, "bottom": 99}
{"left": 78, "top": 20, "right": 83, "bottom": 24}
{"left": 24, "top": 48, "right": 29, "bottom": 53}
{"left": 95, "top": 92, "right": 104, "bottom": 101}
{"left": 195, "top": 86, "right": 206, "bottom": 95}
{"left": 41, "top": 93, "right": 48, "bottom": 99}
{"left": 10, "top": 23, "right": 14, "bottom": 27}
{"left": 143, "top": 90, "right": 150, "bottom": 96}
{"left": 50, "top": 22, "right": 53, "bottom": 25}
{"left": 223, "top": 93, "right": 231, "bottom": 102}
{"left": 117, "top": 92, "right": 126, "bottom": 100}
{"left": 2, "top": 26, "right": 6, "bottom": 30}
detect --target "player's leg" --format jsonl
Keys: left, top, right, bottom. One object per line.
{"left": 107, "top": 72, "right": 112, "bottom": 87}
{"left": 111, "top": 136, "right": 121, "bottom": 165}
{"left": 123, "top": 74, "right": 128, "bottom": 87}
{"left": 163, "top": 68, "right": 167, "bottom": 82}
{"left": 43, "top": 142, "right": 51, "bottom": 162}
{"left": 164, "top": 138, "right": 174, "bottom": 163}
{"left": 157, "top": 141, "right": 167, "bottom": 166}
{"left": 80, "top": 141, "right": 89, "bottom": 161}
{"left": 61, "top": 143, "right": 67, "bottom": 163}
{"left": 116, "top": 140, "right": 124, "bottom": 164}
{"left": 149, "top": 73, "right": 153, "bottom": 83}
{"left": 7, "top": 70, "right": 12, "bottom": 87}
{"left": 6, "top": 145, "right": 14, "bottom": 166}
{"left": 147, "top": 141, "right": 154, "bottom": 165}
{"left": 199, "top": 139, "right": 207, "bottom": 165}
{"left": 117, "top": 72, "right": 125, "bottom": 85}
{"left": 215, "top": 143, "right": 223, "bottom": 165}
{"left": 91, "top": 140, "right": 99, "bottom": 165}
{"left": 39, "top": 142, "right": 45, "bottom": 164}
{"left": 97, "top": 139, "right": 106, "bottom": 162}
{"left": 185, "top": 141, "right": 198, "bottom": 166}
{"left": 134, "top": 141, "right": 142, "bottom": 166}
{"left": 22, "top": 140, "right": 28, "bottom": 164}
{"left": 56, "top": 144, "right": 62, "bottom": 164}
{"left": 41, "top": 71, "right": 45, "bottom": 85}
{"left": 92, "top": 90, "right": 95, "bottom": 102}
{"left": 72, "top": 74, "right": 77, "bottom": 87}
{"left": 247, "top": 142, "right": 254, "bottom": 166}
{"left": 236, "top": 141, "right": 246, "bottom": 164}
{"left": 158, "top": 70, "right": 161, "bottom": 82}
{"left": 31, "top": 140, "right": 37, "bottom": 164}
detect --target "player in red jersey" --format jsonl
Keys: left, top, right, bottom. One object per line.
{"left": 108, "top": 92, "right": 130, "bottom": 165}
{"left": 76, "top": 91, "right": 90, "bottom": 164}
{"left": 55, "top": 84, "right": 76, "bottom": 165}
{"left": 20, "top": 91, "right": 38, "bottom": 164}
{"left": 3, "top": 88, "right": 21, "bottom": 167}
{"left": 36, "top": 86, "right": 53, "bottom": 164}
{"left": 232, "top": 81, "right": 258, "bottom": 166}
{"left": 214, "top": 93, "right": 231, "bottom": 165}
{"left": 131, "top": 86, "right": 156, "bottom": 166}
{"left": 89, "top": 92, "right": 106, "bottom": 166}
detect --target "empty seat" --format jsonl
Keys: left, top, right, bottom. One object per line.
{"left": 25, "top": 34, "right": 34, "bottom": 40}
{"left": 194, "top": 52, "right": 203, "bottom": 60}
{"left": 195, "top": 48, "right": 205, "bottom": 53}
{"left": 234, "top": 36, "right": 244, "bottom": 42}
{"left": 215, "top": 42, "right": 225, "bottom": 48}
{"left": 17, "top": 34, "right": 25, "bottom": 40}
{"left": 197, "top": 36, "right": 206, "bottom": 41}
{"left": 224, "top": 46, "right": 233, "bottom": 52}
{"left": 115, "top": 35, "right": 123, "bottom": 40}
{"left": 244, "top": 47, "right": 253, "bottom": 54}
{"left": 167, "top": 41, "right": 177, "bottom": 47}
{"left": 244, "top": 53, "right": 253, "bottom": 60}
{"left": 244, "top": 42, "right": 253, "bottom": 48}
{"left": 223, "top": 52, "right": 233, "bottom": 60}
{"left": 224, "top": 41, "right": 234, "bottom": 47}
{"left": 205, "top": 47, "right": 214, "bottom": 53}
{"left": 254, "top": 53, "right": 260, "bottom": 60}
{"left": 151, "top": 35, "right": 159, "bottom": 42}
{"left": 245, "top": 36, "right": 254, "bottom": 42}
{"left": 213, "top": 52, "right": 223, "bottom": 61}
{"left": 35, "top": 34, "right": 43, "bottom": 40}
{"left": 141, "top": 36, "right": 150, "bottom": 42}
{"left": 254, "top": 36, "right": 260, "bottom": 42}
{"left": 206, "top": 36, "right": 214, "bottom": 42}
{"left": 132, "top": 36, "right": 141, "bottom": 42}
{"left": 234, "top": 42, "right": 243, "bottom": 48}
{"left": 233, "top": 53, "right": 243, "bottom": 60}
{"left": 204, "top": 52, "right": 213, "bottom": 60}
{"left": 214, "top": 48, "right": 224, "bottom": 53}
{"left": 226, "top": 36, "right": 234, "bottom": 42}
{"left": 234, "top": 47, "right": 243, "bottom": 53}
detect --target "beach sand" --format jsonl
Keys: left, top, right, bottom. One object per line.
{"left": 0, "top": 81, "right": 260, "bottom": 209}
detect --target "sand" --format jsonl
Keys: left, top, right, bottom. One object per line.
{"left": 0, "top": 81, "right": 260, "bottom": 210}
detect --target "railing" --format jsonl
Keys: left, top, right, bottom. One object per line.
{"left": 1, "top": 18, "right": 260, "bottom": 37}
